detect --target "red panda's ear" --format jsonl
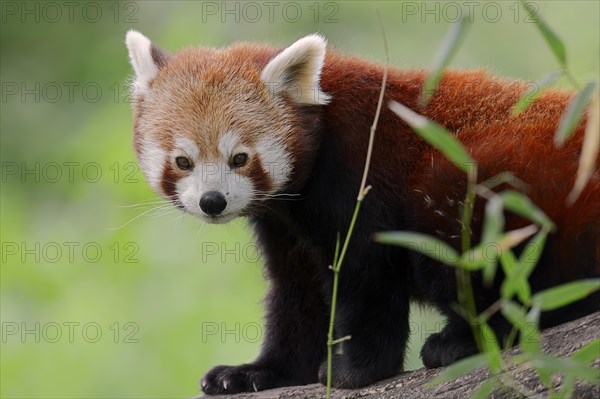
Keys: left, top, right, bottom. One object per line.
{"left": 261, "top": 34, "right": 331, "bottom": 105}
{"left": 125, "top": 30, "right": 170, "bottom": 96}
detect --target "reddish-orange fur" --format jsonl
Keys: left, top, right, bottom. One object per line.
{"left": 317, "top": 52, "right": 599, "bottom": 276}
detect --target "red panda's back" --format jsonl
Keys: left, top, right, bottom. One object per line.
{"left": 409, "top": 83, "right": 599, "bottom": 277}
{"left": 305, "top": 51, "right": 598, "bottom": 277}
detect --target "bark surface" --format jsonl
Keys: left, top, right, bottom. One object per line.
{"left": 194, "top": 312, "right": 600, "bottom": 399}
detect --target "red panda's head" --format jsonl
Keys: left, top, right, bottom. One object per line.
{"left": 125, "top": 31, "right": 329, "bottom": 224}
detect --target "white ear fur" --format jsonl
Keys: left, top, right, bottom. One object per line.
{"left": 261, "top": 34, "right": 330, "bottom": 105}
{"left": 125, "top": 30, "right": 160, "bottom": 94}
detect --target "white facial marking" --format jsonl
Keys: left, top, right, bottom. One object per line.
{"left": 176, "top": 165, "right": 254, "bottom": 224}
{"left": 170, "top": 132, "right": 255, "bottom": 224}
{"left": 256, "top": 136, "right": 291, "bottom": 191}
{"left": 137, "top": 137, "right": 166, "bottom": 192}
{"left": 261, "top": 34, "right": 330, "bottom": 105}
{"left": 218, "top": 131, "right": 249, "bottom": 158}
{"left": 125, "top": 30, "right": 159, "bottom": 95}
{"left": 174, "top": 136, "right": 200, "bottom": 161}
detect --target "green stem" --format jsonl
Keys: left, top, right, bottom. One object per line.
{"left": 326, "top": 233, "right": 340, "bottom": 396}
{"left": 457, "top": 166, "right": 483, "bottom": 351}
{"left": 326, "top": 11, "right": 387, "bottom": 397}
{"left": 326, "top": 200, "right": 363, "bottom": 398}
{"left": 477, "top": 298, "right": 503, "bottom": 324}
{"left": 460, "top": 166, "right": 477, "bottom": 253}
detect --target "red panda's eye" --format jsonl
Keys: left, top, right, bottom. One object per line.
{"left": 231, "top": 153, "right": 248, "bottom": 168}
{"left": 175, "top": 156, "right": 192, "bottom": 170}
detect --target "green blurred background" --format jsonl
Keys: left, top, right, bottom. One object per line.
{"left": 1, "top": 1, "right": 598, "bottom": 397}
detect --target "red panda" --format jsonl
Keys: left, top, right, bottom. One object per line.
{"left": 125, "top": 31, "right": 599, "bottom": 394}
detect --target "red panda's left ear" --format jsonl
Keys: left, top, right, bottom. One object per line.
{"left": 261, "top": 34, "right": 331, "bottom": 105}
{"left": 125, "top": 30, "right": 170, "bottom": 96}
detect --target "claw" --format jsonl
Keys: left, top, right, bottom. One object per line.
{"left": 253, "top": 382, "right": 258, "bottom": 392}
{"left": 223, "top": 380, "right": 229, "bottom": 390}
{"left": 200, "top": 380, "right": 207, "bottom": 390}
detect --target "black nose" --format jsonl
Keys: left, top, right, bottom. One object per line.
{"left": 199, "top": 191, "right": 227, "bottom": 216}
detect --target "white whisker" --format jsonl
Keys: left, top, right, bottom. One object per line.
{"left": 105, "top": 206, "right": 169, "bottom": 231}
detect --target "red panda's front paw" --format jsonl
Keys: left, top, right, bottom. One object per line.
{"left": 200, "top": 363, "right": 283, "bottom": 395}
{"left": 421, "top": 330, "right": 478, "bottom": 368}
{"left": 318, "top": 354, "right": 391, "bottom": 389}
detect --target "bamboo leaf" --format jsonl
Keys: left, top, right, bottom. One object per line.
{"left": 429, "top": 353, "right": 488, "bottom": 386}
{"left": 559, "top": 339, "right": 600, "bottom": 398}
{"left": 527, "top": 303, "right": 541, "bottom": 325}
{"left": 458, "top": 246, "right": 489, "bottom": 270}
{"left": 520, "top": 0, "right": 567, "bottom": 67}
{"left": 501, "top": 303, "right": 542, "bottom": 354}
{"left": 375, "top": 231, "right": 460, "bottom": 266}
{"left": 513, "top": 230, "right": 547, "bottom": 302}
{"left": 555, "top": 81, "right": 597, "bottom": 146}
{"left": 529, "top": 354, "right": 600, "bottom": 384}
{"left": 572, "top": 338, "right": 600, "bottom": 364}
{"left": 512, "top": 71, "right": 561, "bottom": 116}
{"left": 482, "top": 258, "right": 498, "bottom": 287}
{"left": 480, "top": 322, "right": 502, "bottom": 374}
{"left": 463, "top": 224, "right": 536, "bottom": 274}
{"left": 496, "top": 224, "right": 538, "bottom": 254}
{"left": 517, "top": 229, "right": 547, "bottom": 268}
{"left": 470, "top": 378, "right": 496, "bottom": 399}
{"left": 517, "top": 304, "right": 546, "bottom": 387}
{"left": 500, "top": 247, "right": 534, "bottom": 303}
{"left": 501, "top": 302, "right": 542, "bottom": 363}
{"left": 421, "top": 15, "right": 471, "bottom": 105}
{"left": 481, "top": 196, "right": 504, "bottom": 247}
{"left": 532, "top": 279, "right": 600, "bottom": 311}
{"left": 567, "top": 87, "right": 600, "bottom": 204}
{"left": 500, "top": 190, "right": 555, "bottom": 231}
{"left": 501, "top": 300, "right": 528, "bottom": 326}
{"left": 558, "top": 378, "right": 576, "bottom": 399}
{"left": 480, "top": 172, "right": 526, "bottom": 191}
{"left": 499, "top": 248, "right": 518, "bottom": 276}
{"left": 389, "top": 101, "right": 475, "bottom": 172}
{"left": 482, "top": 261, "right": 498, "bottom": 288}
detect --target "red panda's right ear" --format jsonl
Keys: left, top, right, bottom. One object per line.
{"left": 125, "top": 30, "right": 170, "bottom": 96}
{"left": 261, "top": 34, "right": 330, "bottom": 105}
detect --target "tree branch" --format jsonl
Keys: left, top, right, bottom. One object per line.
{"left": 193, "top": 311, "right": 600, "bottom": 399}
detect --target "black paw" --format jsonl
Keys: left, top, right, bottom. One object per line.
{"left": 318, "top": 354, "right": 390, "bottom": 389}
{"left": 421, "top": 330, "right": 478, "bottom": 368}
{"left": 200, "top": 363, "right": 282, "bottom": 395}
